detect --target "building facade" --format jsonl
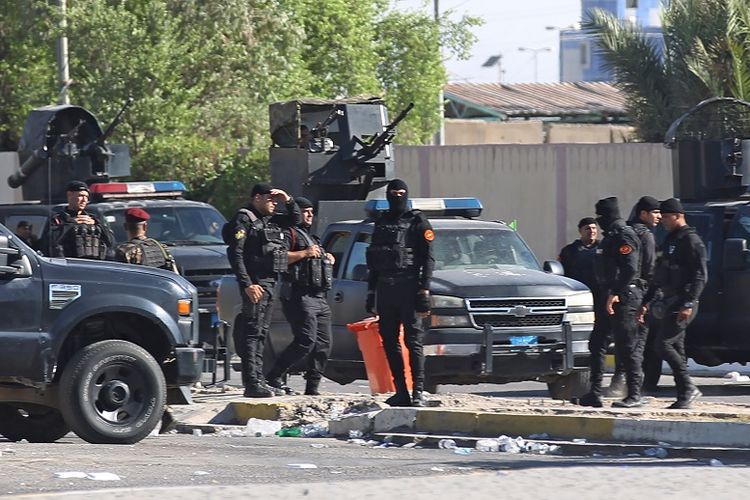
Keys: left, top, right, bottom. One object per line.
{"left": 560, "top": 0, "right": 664, "bottom": 82}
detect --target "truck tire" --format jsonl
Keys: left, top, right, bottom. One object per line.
{"left": 0, "top": 404, "right": 70, "bottom": 442}
{"left": 59, "top": 340, "right": 166, "bottom": 444}
{"left": 546, "top": 370, "right": 590, "bottom": 400}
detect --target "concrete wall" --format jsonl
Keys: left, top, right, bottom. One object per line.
{"left": 546, "top": 123, "right": 635, "bottom": 144}
{"left": 445, "top": 120, "right": 543, "bottom": 145}
{"left": 394, "top": 143, "right": 673, "bottom": 262}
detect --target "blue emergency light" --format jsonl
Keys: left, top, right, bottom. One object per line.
{"left": 364, "top": 197, "right": 483, "bottom": 218}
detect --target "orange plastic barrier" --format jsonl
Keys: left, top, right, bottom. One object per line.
{"left": 347, "top": 317, "right": 413, "bottom": 395}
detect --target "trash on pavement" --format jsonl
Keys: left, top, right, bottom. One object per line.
{"left": 430, "top": 467, "right": 445, "bottom": 472}
{"left": 643, "top": 447, "right": 668, "bottom": 458}
{"left": 54, "top": 472, "right": 121, "bottom": 481}
{"left": 349, "top": 430, "right": 364, "bottom": 439}
{"left": 709, "top": 459, "right": 724, "bottom": 467}
{"left": 301, "top": 423, "right": 328, "bottom": 437}
{"left": 475, "top": 439, "right": 501, "bottom": 452}
{"left": 245, "top": 418, "right": 282, "bottom": 437}
{"left": 438, "top": 439, "right": 457, "bottom": 449}
{"left": 453, "top": 447, "right": 472, "bottom": 455}
{"left": 528, "top": 433, "right": 550, "bottom": 439}
{"left": 192, "top": 471, "right": 211, "bottom": 476}
{"left": 471, "top": 435, "right": 560, "bottom": 455}
{"left": 276, "top": 427, "right": 303, "bottom": 437}
{"left": 192, "top": 429, "right": 203, "bottom": 437}
{"left": 287, "top": 463, "right": 318, "bottom": 469}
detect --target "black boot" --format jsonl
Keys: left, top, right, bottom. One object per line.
{"left": 667, "top": 387, "right": 702, "bottom": 409}
{"left": 605, "top": 372, "right": 626, "bottom": 398}
{"left": 574, "top": 392, "right": 603, "bottom": 408}
{"left": 267, "top": 377, "right": 295, "bottom": 395}
{"left": 612, "top": 396, "right": 644, "bottom": 408}
{"left": 243, "top": 382, "right": 274, "bottom": 398}
{"left": 411, "top": 390, "right": 425, "bottom": 407}
{"left": 385, "top": 391, "right": 412, "bottom": 407}
{"left": 305, "top": 378, "right": 321, "bottom": 396}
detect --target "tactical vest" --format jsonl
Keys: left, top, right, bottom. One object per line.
{"left": 73, "top": 224, "right": 107, "bottom": 260}
{"left": 118, "top": 238, "right": 176, "bottom": 272}
{"left": 287, "top": 227, "right": 332, "bottom": 292}
{"left": 594, "top": 223, "right": 640, "bottom": 287}
{"left": 366, "top": 211, "right": 419, "bottom": 272}
{"left": 233, "top": 208, "right": 288, "bottom": 274}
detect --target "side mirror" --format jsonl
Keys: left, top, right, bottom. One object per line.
{"left": 351, "top": 263, "right": 369, "bottom": 282}
{"left": 543, "top": 260, "right": 565, "bottom": 275}
{"left": 0, "top": 235, "right": 29, "bottom": 277}
{"left": 723, "top": 238, "right": 750, "bottom": 270}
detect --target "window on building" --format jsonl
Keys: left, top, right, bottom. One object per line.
{"left": 580, "top": 42, "right": 589, "bottom": 66}
{"left": 626, "top": 0, "right": 638, "bottom": 7}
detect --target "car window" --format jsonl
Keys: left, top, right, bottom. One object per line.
{"left": 3, "top": 215, "right": 48, "bottom": 241}
{"left": 103, "top": 206, "right": 226, "bottom": 245}
{"left": 343, "top": 233, "right": 371, "bottom": 281}
{"left": 433, "top": 228, "right": 540, "bottom": 271}
{"left": 322, "top": 230, "right": 352, "bottom": 278}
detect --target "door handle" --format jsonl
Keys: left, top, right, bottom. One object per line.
{"left": 334, "top": 291, "right": 344, "bottom": 303}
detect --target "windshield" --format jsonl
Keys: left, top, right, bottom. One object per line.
{"left": 433, "top": 228, "right": 540, "bottom": 271}
{"left": 103, "top": 206, "right": 226, "bottom": 245}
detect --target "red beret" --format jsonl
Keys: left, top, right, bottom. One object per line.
{"left": 124, "top": 208, "right": 150, "bottom": 223}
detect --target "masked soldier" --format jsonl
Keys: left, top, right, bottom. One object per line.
{"left": 366, "top": 179, "right": 435, "bottom": 407}
{"left": 225, "top": 182, "right": 299, "bottom": 398}
{"left": 46, "top": 181, "right": 113, "bottom": 259}
{"left": 577, "top": 197, "right": 643, "bottom": 408}
{"left": 266, "top": 197, "right": 335, "bottom": 396}
{"left": 640, "top": 198, "right": 707, "bottom": 409}
{"left": 114, "top": 208, "right": 178, "bottom": 272}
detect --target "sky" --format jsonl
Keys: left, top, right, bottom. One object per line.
{"left": 395, "top": 0, "right": 581, "bottom": 84}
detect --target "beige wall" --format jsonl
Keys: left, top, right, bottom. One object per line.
{"left": 546, "top": 123, "right": 635, "bottom": 144}
{"left": 394, "top": 143, "right": 673, "bottom": 262}
{"left": 445, "top": 119, "right": 543, "bottom": 145}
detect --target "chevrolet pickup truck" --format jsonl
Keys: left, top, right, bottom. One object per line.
{"left": 0, "top": 221, "right": 203, "bottom": 444}
{"left": 217, "top": 198, "right": 593, "bottom": 398}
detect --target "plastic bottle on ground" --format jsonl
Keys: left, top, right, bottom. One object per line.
{"left": 475, "top": 439, "right": 500, "bottom": 452}
{"left": 438, "top": 439, "right": 457, "bottom": 449}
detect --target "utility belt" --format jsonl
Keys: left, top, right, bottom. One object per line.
{"left": 377, "top": 272, "right": 418, "bottom": 286}
{"left": 366, "top": 245, "right": 415, "bottom": 272}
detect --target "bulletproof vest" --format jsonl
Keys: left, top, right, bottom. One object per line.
{"left": 118, "top": 238, "right": 174, "bottom": 271}
{"left": 630, "top": 222, "right": 648, "bottom": 280}
{"left": 73, "top": 223, "right": 107, "bottom": 260}
{"left": 594, "top": 223, "right": 640, "bottom": 287}
{"left": 237, "top": 209, "right": 288, "bottom": 274}
{"left": 366, "top": 211, "right": 419, "bottom": 272}
{"left": 287, "top": 227, "right": 332, "bottom": 292}
{"left": 655, "top": 227, "right": 696, "bottom": 295}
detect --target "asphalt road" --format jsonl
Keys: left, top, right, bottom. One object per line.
{"left": 1, "top": 432, "right": 749, "bottom": 498}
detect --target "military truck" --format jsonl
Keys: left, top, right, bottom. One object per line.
{"left": 0, "top": 220, "right": 203, "bottom": 444}
{"left": 661, "top": 97, "right": 750, "bottom": 367}
{"left": 0, "top": 103, "right": 231, "bottom": 345}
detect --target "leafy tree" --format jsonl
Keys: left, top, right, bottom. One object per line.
{"left": 583, "top": 0, "right": 750, "bottom": 142}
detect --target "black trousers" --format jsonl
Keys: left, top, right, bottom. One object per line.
{"left": 641, "top": 315, "right": 662, "bottom": 389}
{"left": 270, "top": 291, "right": 332, "bottom": 382}
{"left": 376, "top": 277, "right": 425, "bottom": 393}
{"left": 588, "top": 291, "right": 611, "bottom": 397}
{"left": 654, "top": 304, "right": 697, "bottom": 399}
{"left": 611, "top": 286, "right": 646, "bottom": 399}
{"left": 236, "top": 281, "right": 275, "bottom": 387}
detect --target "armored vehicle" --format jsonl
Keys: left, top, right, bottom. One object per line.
{"left": 0, "top": 220, "right": 203, "bottom": 444}
{"left": 0, "top": 102, "right": 230, "bottom": 345}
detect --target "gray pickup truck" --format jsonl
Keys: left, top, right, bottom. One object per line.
{"left": 217, "top": 198, "right": 593, "bottom": 398}
{"left": 0, "top": 221, "right": 203, "bottom": 444}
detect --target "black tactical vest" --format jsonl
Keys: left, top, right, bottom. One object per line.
{"left": 236, "top": 208, "right": 288, "bottom": 275}
{"left": 594, "top": 223, "right": 640, "bottom": 286}
{"left": 286, "top": 227, "right": 332, "bottom": 292}
{"left": 73, "top": 224, "right": 107, "bottom": 259}
{"left": 366, "top": 211, "right": 420, "bottom": 272}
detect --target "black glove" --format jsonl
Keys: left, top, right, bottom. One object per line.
{"left": 415, "top": 291, "right": 431, "bottom": 313}
{"left": 366, "top": 292, "right": 376, "bottom": 314}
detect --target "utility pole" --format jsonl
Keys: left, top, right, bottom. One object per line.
{"left": 518, "top": 46, "right": 551, "bottom": 82}
{"left": 56, "top": 0, "right": 71, "bottom": 104}
{"left": 434, "top": 0, "right": 444, "bottom": 145}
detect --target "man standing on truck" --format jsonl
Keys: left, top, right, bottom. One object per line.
{"left": 114, "top": 208, "right": 178, "bottom": 272}
{"left": 366, "top": 179, "right": 434, "bottom": 407}
{"left": 639, "top": 198, "right": 707, "bottom": 409}
{"left": 266, "top": 197, "right": 334, "bottom": 396}
{"left": 577, "top": 197, "right": 643, "bottom": 408}
{"left": 226, "top": 182, "right": 299, "bottom": 398}
{"left": 44, "top": 180, "right": 114, "bottom": 260}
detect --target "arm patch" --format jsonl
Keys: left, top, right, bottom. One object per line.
{"left": 619, "top": 244, "right": 633, "bottom": 255}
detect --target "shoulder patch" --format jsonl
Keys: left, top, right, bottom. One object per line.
{"left": 234, "top": 228, "right": 246, "bottom": 240}
{"left": 619, "top": 244, "right": 633, "bottom": 255}
{"left": 424, "top": 229, "right": 435, "bottom": 241}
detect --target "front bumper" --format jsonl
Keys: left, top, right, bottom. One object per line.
{"left": 163, "top": 347, "right": 205, "bottom": 386}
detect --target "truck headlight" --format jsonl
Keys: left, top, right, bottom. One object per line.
{"left": 430, "top": 315, "right": 472, "bottom": 327}
{"left": 567, "top": 291, "right": 593, "bottom": 308}
{"left": 431, "top": 295, "right": 465, "bottom": 308}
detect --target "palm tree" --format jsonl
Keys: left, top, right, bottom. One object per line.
{"left": 582, "top": 0, "right": 750, "bottom": 142}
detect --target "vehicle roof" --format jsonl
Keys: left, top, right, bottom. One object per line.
{"left": 0, "top": 198, "right": 217, "bottom": 211}
{"left": 327, "top": 218, "right": 512, "bottom": 231}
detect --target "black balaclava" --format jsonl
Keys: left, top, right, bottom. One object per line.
{"left": 386, "top": 178, "right": 409, "bottom": 215}
{"left": 595, "top": 196, "right": 620, "bottom": 230}
{"left": 295, "top": 196, "right": 314, "bottom": 228}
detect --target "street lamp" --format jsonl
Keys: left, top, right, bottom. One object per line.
{"left": 482, "top": 54, "right": 505, "bottom": 83}
{"left": 517, "top": 46, "right": 551, "bottom": 82}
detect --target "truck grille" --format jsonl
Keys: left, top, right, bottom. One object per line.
{"left": 473, "top": 314, "right": 564, "bottom": 328}
{"left": 468, "top": 298, "right": 565, "bottom": 309}
{"left": 183, "top": 268, "right": 232, "bottom": 304}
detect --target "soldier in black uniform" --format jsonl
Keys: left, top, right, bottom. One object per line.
{"left": 45, "top": 181, "right": 114, "bottom": 259}
{"left": 639, "top": 198, "right": 707, "bottom": 409}
{"left": 608, "top": 196, "right": 662, "bottom": 397}
{"left": 266, "top": 197, "right": 334, "bottom": 396}
{"left": 558, "top": 217, "right": 599, "bottom": 290}
{"left": 226, "top": 182, "right": 299, "bottom": 398}
{"left": 577, "top": 197, "right": 643, "bottom": 408}
{"left": 114, "top": 208, "right": 178, "bottom": 272}
{"left": 366, "top": 179, "right": 434, "bottom": 407}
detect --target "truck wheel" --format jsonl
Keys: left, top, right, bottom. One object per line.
{"left": 546, "top": 370, "right": 590, "bottom": 400}
{"left": 59, "top": 340, "right": 166, "bottom": 444}
{"left": 0, "top": 404, "right": 70, "bottom": 442}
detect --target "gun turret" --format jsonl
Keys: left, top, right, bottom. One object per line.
{"left": 7, "top": 99, "right": 133, "bottom": 202}
{"left": 354, "top": 102, "right": 413, "bottom": 162}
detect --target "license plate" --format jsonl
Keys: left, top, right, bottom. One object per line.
{"left": 509, "top": 336, "right": 538, "bottom": 346}
{"left": 211, "top": 312, "right": 219, "bottom": 326}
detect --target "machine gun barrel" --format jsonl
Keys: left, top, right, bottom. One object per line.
{"left": 311, "top": 107, "right": 343, "bottom": 138}
{"left": 7, "top": 147, "right": 49, "bottom": 188}
{"left": 355, "top": 102, "right": 413, "bottom": 161}
{"left": 98, "top": 96, "right": 134, "bottom": 146}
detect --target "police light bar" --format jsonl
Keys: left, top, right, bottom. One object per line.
{"left": 89, "top": 181, "right": 186, "bottom": 200}
{"left": 365, "top": 197, "right": 483, "bottom": 218}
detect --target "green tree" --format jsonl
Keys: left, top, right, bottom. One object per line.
{"left": 583, "top": 0, "right": 750, "bottom": 142}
